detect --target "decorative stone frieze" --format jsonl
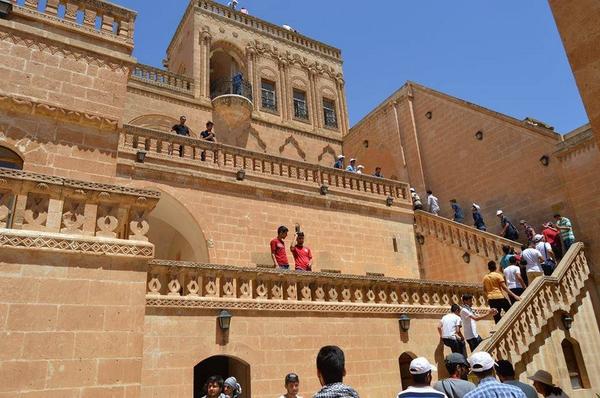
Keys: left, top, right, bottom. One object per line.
{"left": 146, "top": 260, "right": 488, "bottom": 315}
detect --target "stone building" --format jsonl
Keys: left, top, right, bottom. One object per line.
{"left": 0, "top": 0, "right": 598, "bottom": 397}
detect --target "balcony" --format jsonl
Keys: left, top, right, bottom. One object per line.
{"left": 118, "top": 124, "right": 411, "bottom": 211}
{"left": 130, "top": 64, "right": 194, "bottom": 95}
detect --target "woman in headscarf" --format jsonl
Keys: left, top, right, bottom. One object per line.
{"left": 223, "top": 377, "right": 242, "bottom": 398}
{"left": 472, "top": 203, "right": 486, "bottom": 231}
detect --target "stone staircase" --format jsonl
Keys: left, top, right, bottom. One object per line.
{"left": 478, "top": 242, "right": 590, "bottom": 365}
{"left": 414, "top": 210, "right": 521, "bottom": 261}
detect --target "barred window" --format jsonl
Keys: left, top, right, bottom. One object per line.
{"left": 261, "top": 79, "right": 277, "bottom": 112}
{"left": 323, "top": 98, "right": 338, "bottom": 128}
{"left": 293, "top": 89, "right": 309, "bottom": 120}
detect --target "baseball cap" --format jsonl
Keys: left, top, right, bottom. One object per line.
{"left": 533, "top": 234, "right": 544, "bottom": 242}
{"left": 410, "top": 188, "right": 416, "bottom": 192}
{"left": 496, "top": 210, "right": 503, "bottom": 216}
{"left": 357, "top": 165, "right": 364, "bottom": 169}
{"left": 337, "top": 155, "right": 345, "bottom": 159}
{"left": 349, "top": 158, "right": 356, "bottom": 162}
{"left": 445, "top": 353, "right": 469, "bottom": 366}
{"left": 409, "top": 357, "right": 437, "bottom": 374}
{"left": 468, "top": 352, "right": 496, "bottom": 372}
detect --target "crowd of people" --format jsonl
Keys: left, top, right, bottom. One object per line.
{"left": 333, "top": 155, "right": 384, "bottom": 177}
{"left": 200, "top": 346, "right": 569, "bottom": 398}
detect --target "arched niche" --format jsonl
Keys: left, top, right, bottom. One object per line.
{"left": 210, "top": 41, "right": 246, "bottom": 90}
{"left": 399, "top": 352, "right": 417, "bottom": 390}
{"left": 147, "top": 190, "right": 210, "bottom": 262}
{"left": 194, "top": 355, "right": 251, "bottom": 398}
{"left": 128, "top": 114, "right": 180, "bottom": 133}
{"left": 0, "top": 146, "right": 24, "bottom": 170}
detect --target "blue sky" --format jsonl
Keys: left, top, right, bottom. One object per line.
{"left": 118, "top": 0, "right": 588, "bottom": 134}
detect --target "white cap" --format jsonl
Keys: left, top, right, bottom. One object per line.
{"left": 349, "top": 158, "right": 356, "bottom": 162}
{"left": 533, "top": 234, "right": 544, "bottom": 242}
{"left": 337, "top": 155, "right": 345, "bottom": 159}
{"left": 410, "top": 188, "right": 416, "bottom": 192}
{"left": 357, "top": 165, "right": 365, "bottom": 169}
{"left": 496, "top": 210, "right": 503, "bottom": 216}
{"left": 409, "top": 357, "right": 437, "bottom": 375}
{"left": 468, "top": 352, "right": 496, "bottom": 372}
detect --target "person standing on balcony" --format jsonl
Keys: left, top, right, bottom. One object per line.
{"left": 464, "top": 352, "right": 527, "bottom": 398}
{"left": 519, "top": 220, "right": 536, "bottom": 244}
{"left": 171, "top": 116, "right": 191, "bottom": 157}
{"left": 227, "top": 0, "right": 238, "bottom": 10}
{"left": 504, "top": 257, "right": 526, "bottom": 298}
{"left": 554, "top": 213, "right": 576, "bottom": 252}
{"left": 433, "top": 353, "right": 476, "bottom": 398}
{"left": 438, "top": 304, "right": 466, "bottom": 357}
{"left": 199, "top": 121, "right": 217, "bottom": 161}
{"left": 497, "top": 210, "right": 519, "bottom": 241}
{"left": 542, "top": 222, "right": 562, "bottom": 261}
{"left": 271, "top": 226, "right": 290, "bottom": 269}
{"left": 346, "top": 158, "right": 357, "bottom": 172}
{"left": 290, "top": 231, "right": 312, "bottom": 271}
{"left": 483, "top": 261, "right": 520, "bottom": 323}
{"left": 521, "top": 242, "right": 545, "bottom": 283}
{"left": 334, "top": 155, "right": 345, "bottom": 169}
{"left": 460, "top": 294, "right": 497, "bottom": 353}
{"left": 373, "top": 166, "right": 384, "bottom": 178}
{"left": 450, "top": 199, "right": 464, "bottom": 223}
{"left": 232, "top": 71, "right": 243, "bottom": 96}
{"left": 410, "top": 188, "right": 423, "bottom": 211}
{"left": 471, "top": 204, "right": 486, "bottom": 231}
{"left": 427, "top": 190, "right": 440, "bottom": 215}
{"left": 356, "top": 165, "right": 365, "bottom": 174}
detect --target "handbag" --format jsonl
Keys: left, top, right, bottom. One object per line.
{"left": 541, "top": 243, "right": 556, "bottom": 276}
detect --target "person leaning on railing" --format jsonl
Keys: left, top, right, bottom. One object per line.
{"left": 199, "top": 121, "right": 217, "bottom": 161}
{"left": 171, "top": 116, "right": 192, "bottom": 157}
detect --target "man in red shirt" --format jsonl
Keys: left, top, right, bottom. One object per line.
{"left": 290, "top": 232, "right": 313, "bottom": 271}
{"left": 542, "top": 222, "right": 562, "bottom": 261}
{"left": 270, "top": 226, "right": 289, "bottom": 269}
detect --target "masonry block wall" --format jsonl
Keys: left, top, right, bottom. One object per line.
{"left": 142, "top": 310, "right": 494, "bottom": 398}
{"left": 0, "top": 249, "right": 149, "bottom": 397}
{"left": 417, "top": 238, "right": 488, "bottom": 283}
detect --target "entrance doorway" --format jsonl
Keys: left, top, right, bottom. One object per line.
{"left": 194, "top": 355, "right": 250, "bottom": 398}
{"left": 399, "top": 352, "right": 416, "bottom": 390}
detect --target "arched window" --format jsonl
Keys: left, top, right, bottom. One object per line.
{"left": 399, "top": 352, "right": 416, "bottom": 390}
{"left": 0, "top": 146, "right": 23, "bottom": 170}
{"left": 561, "top": 338, "right": 590, "bottom": 389}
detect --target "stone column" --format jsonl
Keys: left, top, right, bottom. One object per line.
{"left": 278, "top": 59, "right": 289, "bottom": 122}
{"left": 201, "top": 32, "right": 212, "bottom": 99}
{"left": 309, "top": 68, "right": 320, "bottom": 129}
{"left": 246, "top": 46, "right": 259, "bottom": 111}
{"left": 336, "top": 77, "right": 347, "bottom": 135}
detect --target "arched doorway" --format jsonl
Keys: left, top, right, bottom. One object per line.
{"left": 147, "top": 190, "right": 210, "bottom": 262}
{"left": 399, "top": 352, "right": 416, "bottom": 390}
{"left": 194, "top": 355, "right": 251, "bottom": 398}
{"left": 210, "top": 42, "right": 246, "bottom": 99}
{"left": 0, "top": 146, "right": 23, "bottom": 170}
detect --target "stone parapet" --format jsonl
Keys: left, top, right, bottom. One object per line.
{"left": 130, "top": 63, "right": 195, "bottom": 95}
{"left": 0, "top": 167, "right": 160, "bottom": 242}
{"left": 414, "top": 210, "right": 521, "bottom": 260}
{"left": 479, "top": 242, "right": 590, "bottom": 363}
{"left": 146, "top": 260, "right": 487, "bottom": 315}
{"left": 119, "top": 124, "right": 411, "bottom": 209}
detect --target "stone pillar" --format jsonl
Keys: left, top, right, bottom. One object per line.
{"left": 309, "top": 68, "right": 320, "bottom": 129}
{"left": 201, "top": 32, "right": 212, "bottom": 99}
{"left": 336, "top": 77, "right": 348, "bottom": 135}
{"left": 278, "top": 59, "right": 289, "bottom": 122}
{"left": 246, "top": 47, "right": 259, "bottom": 111}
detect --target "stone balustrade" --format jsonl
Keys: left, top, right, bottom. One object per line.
{"left": 479, "top": 243, "right": 589, "bottom": 363}
{"left": 120, "top": 124, "right": 410, "bottom": 205}
{"left": 146, "top": 260, "right": 488, "bottom": 315}
{"left": 0, "top": 167, "right": 159, "bottom": 244}
{"left": 130, "top": 64, "right": 194, "bottom": 94}
{"left": 197, "top": 0, "right": 341, "bottom": 61}
{"left": 414, "top": 210, "right": 521, "bottom": 260}
{"left": 13, "top": 0, "right": 136, "bottom": 44}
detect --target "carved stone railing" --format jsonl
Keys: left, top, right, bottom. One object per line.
{"left": 478, "top": 243, "right": 589, "bottom": 364}
{"left": 0, "top": 167, "right": 159, "bottom": 253}
{"left": 414, "top": 211, "right": 521, "bottom": 260}
{"left": 197, "top": 0, "right": 341, "bottom": 61}
{"left": 13, "top": 0, "right": 136, "bottom": 45}
{"left": 120, "top": 124, "right": 410, "bottom": 206}
{"left": 130, "top": 64, "right": 194, "bottom": 94}
{"left": 146, "top": 260, "right": 488, "bottom": 315}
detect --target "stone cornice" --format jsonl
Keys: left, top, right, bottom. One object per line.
{"left": 554, "top": 126, "right": 596, "bottom": 159}
{"left": 0, "top": 91, "right": 120, "bottom": 130}
{"left": 0, "top": 229, "right": 154, "bottom": 258}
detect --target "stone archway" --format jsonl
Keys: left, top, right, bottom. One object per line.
{"left": 399, "top": 352, "right": 417, "bottom": 390}
{"left": 147, "top": 190, "right": 210, "bottom": 262}
{"left": 0, "top": 145, "right": 24, "bottom": 170}
{"left": 194, "top": 355, "right": 251, "bottom": 398}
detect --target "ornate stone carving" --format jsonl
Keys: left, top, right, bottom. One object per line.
{"left": 96, "top": 204, "right": 119, "bottom": 238}
{"left": 129, "top": 208, "right": 150, "bottom": 241}
{"left": 23, "top": 194, "right": 49, "bottom": 231}
{"left": 61, "top": 199, "right": 86, "bottom": 234}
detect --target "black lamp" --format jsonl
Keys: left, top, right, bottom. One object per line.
{"left": 386, "top": 195, "right": 394, "bottom": 207}
{"left": 0, "top": 0, "right": 12, "bottom": 19}
{"left": 320, "top": 184, "right": 328, "bottom": 195}
{"left": 539, "top": 155, "right": 550, "bottom": 167}
{"left": 425, "top": 111, "right": 432, "bottom": 119}
{"left": 561, "top": 313, "right": 573, "bottom": 330}
{"left": 416, "top": 233, "right": 425, "bottom": 245}
{"left": 136, "top": 150, "right": 146, "bottom": 163}
{"left": 236, "top": 169, "right": 246, "bottom": 181}
{"left": 462, "top": 252, "right": 471, "bottom": 264}
{"left": 217, "top": 309, "right": 232, "bottom": 330}
{"left": 475, "top": 131, "right": 484, "bottom": 140}
{"left": 399, "top": 313, "right": 411, "bottom": 332}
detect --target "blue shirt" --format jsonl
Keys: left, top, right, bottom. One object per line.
{"left": 346, "top": 165, "right": 357, "bottom": 172}
{"left": 334, "top": 160, "right": 344, "bottom": 169}
{"left": 473, "top": 211, "right": 486, "bottom": 229}
{"left": 464, "top": 377, "right": 527, "bottom": 398}
{"left": 452, "top": 203, "right": 464, "bottom": 221}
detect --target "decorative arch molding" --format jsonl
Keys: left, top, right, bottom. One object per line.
{"left": 128, "top": 114, "right": 180, "bottom": 133}
{"left": 317, "top": 144, "right": 337, "bottom": 162}
{"left": 290, "top": 76, "right": 309, "bottom": 91}
{"left": 210, "top": 40, "right": 246, "bottom": 70}
{"left": 259, "top": 66, "right": 278, "bottom": 81}
{"left": 278, "top": 135, "right": 306, "bottom": 160}
{"left": 320, "top": 85, "right": 337, "bottom": 99}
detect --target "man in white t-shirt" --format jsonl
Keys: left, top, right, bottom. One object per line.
{"left": 521, "top": 243, "right": 545, "bottom": 283}
{"left": 534, "top": 234, "right": 556, "bottom": 275}
{"left": 438, "top": 304, "right": 466, "bottom": 356}
{"left": 460, "top": 294, "right": 497, "bottom": 353}
{"left": 503, "top": 256, "right": 527, "bottom": 298}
